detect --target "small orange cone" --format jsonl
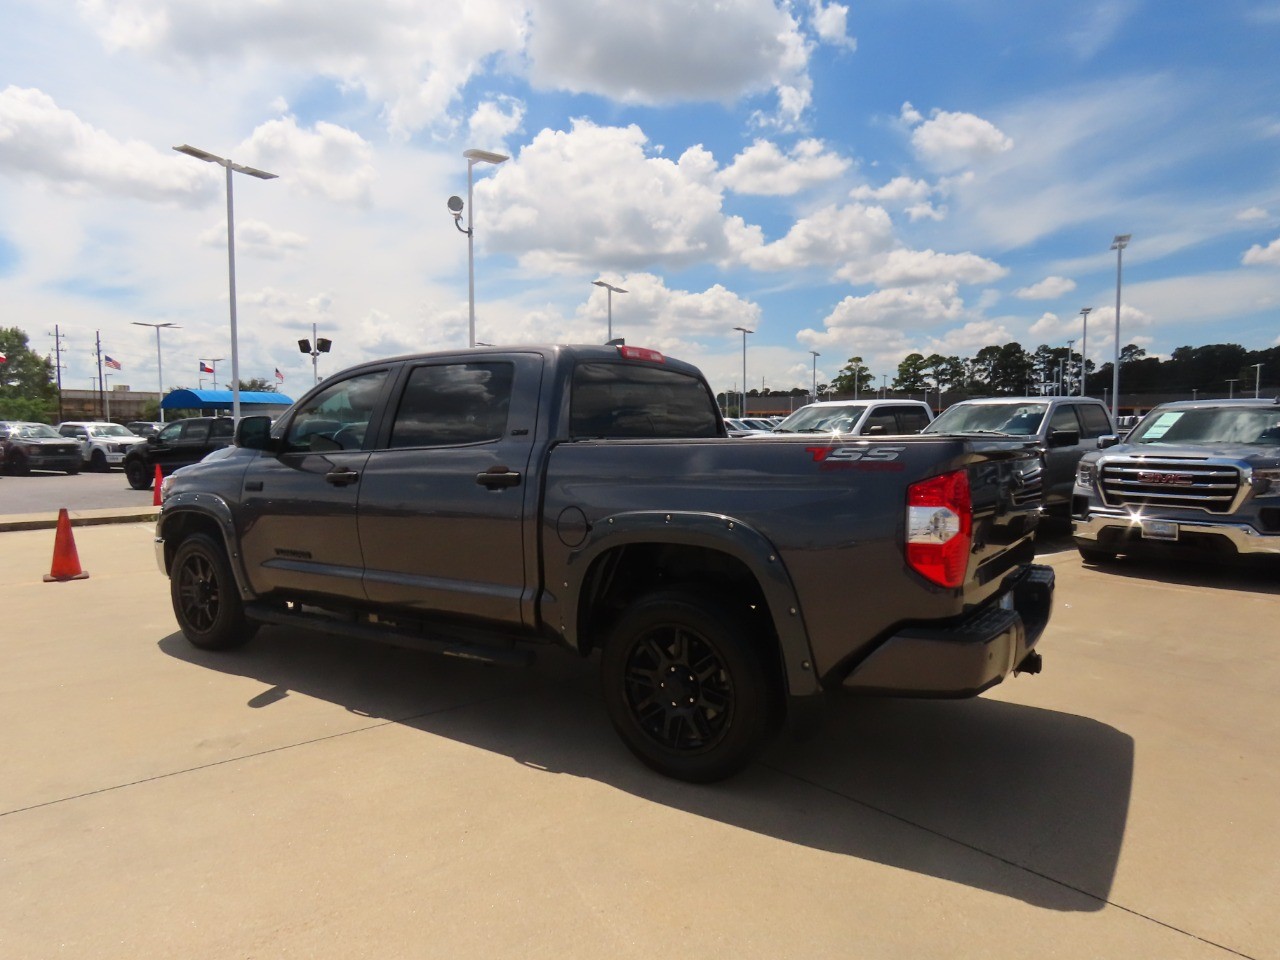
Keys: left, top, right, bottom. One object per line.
{"left": 152, "top": 464, "right": 164, "bottom": 506}
{"left": 44, "top": 508, "right": 90, "bottom": 582}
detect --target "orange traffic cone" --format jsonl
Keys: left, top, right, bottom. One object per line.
{"left": 44, "top": 508, "right": 90, "bottom": 582}
{"left": 152, "top": 464, "right": 164, "bottom": 506}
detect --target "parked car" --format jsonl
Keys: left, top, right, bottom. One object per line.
{"left": 155, "top": 343, "right": 1052, "bottom": 782}
{"left": 723, "top": 417, "right": 772, "bottom": 436}
{"left": 57, "top": 421, "right": 148, "bottom": 471}
{"left": 1072, "top": 397, "right": 1280, "bottom": 563}
{"left": 0, "top": 421, "right": 83, "bottom": 475}
{"left": 123, "top": 416, "right": 236, "bottom": 489}
{"left": 126, "top": 421, "right": 164, "bottom": 437}
{"left": 767, "top": 399, "right": 934, "bottom": 436}
{"left": 921, "top": 396, "right": 1117, "bottom": 513}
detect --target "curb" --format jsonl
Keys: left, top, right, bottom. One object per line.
{"left": 0, "top": 508, "right": 160, "bottom": 533}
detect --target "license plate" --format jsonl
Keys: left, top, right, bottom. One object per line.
{"left": 1141, "top": 519, "right": 1179, "bottom": 541}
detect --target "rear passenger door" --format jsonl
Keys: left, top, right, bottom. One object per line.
{"left": 356, "top": 354, "right": 544, "bottom": 627}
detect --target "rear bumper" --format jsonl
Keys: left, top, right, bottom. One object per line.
{"left": 1074, "top": 512, "right": 1280, "bottom": 556}
{"left": 839, "top": 564, "right": 1054, "bottom": 697}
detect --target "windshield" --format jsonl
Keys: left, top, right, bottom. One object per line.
{"left": 923, "top": 402, "right": 1048, "bottom": 436}
{"left": 772, "top": 404, "right": 868, "bottom": 433}
{"left": 89, "top": 424, "right": 135, "bottom": 438}
{"left": 1127, "top": 407, "right": 1280, "bottom": 445}
{"left": 19, "top": 424, "right": 61, "bottom": 439}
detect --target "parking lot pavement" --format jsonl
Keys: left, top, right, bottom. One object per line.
{"left": 2, "top": 523, "right": 1276, "bottom": 959}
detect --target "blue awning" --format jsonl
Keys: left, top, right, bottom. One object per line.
{"left": 161, "top": 389, "right": 294, "bottom": 411}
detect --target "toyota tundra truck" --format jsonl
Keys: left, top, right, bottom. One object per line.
{"left": 155, "top": 344, "right": 1054, "bottom": 782}
{"left": 1072, "top": 397, "right": 1280, "bottom": 562}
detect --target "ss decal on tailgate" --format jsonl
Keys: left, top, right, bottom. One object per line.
{"left": 805, "top": 445, "right": 906, "bottom": 471}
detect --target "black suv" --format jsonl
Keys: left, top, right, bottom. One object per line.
{"left": 124, "top": 416, "right": 236, "bottom": 489}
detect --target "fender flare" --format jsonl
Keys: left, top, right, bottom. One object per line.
{"left": 558, "top": 510, "right": 821, "bottom": 699}
{"left": 157, "top": 494, "right": 257, "bottom": 600}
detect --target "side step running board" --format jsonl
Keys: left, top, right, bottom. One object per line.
{"left": 243, "top": 602, "right": 536, "bottom": 668}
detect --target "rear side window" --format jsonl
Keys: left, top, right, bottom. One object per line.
{"left": 389, "top": 362, "right": 514, "bottom": 448}
{"left": 1077, "top": 403, "right": 1113, "bottom": 438}
{"left": 211, "top": 419, "right": 235, "bottom": 439}
{"left": 895, "top": 407, "right": 932, "bottom": 433}
{"left": 570, "top": 362, "right": 721, "bottom": 439}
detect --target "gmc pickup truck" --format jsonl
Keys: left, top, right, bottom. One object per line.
{"left": 1072, "top": 397, "right": 1280, "bottom": 562}
{"left": 156, "top": 344, "right": 1054, "bottom": 782}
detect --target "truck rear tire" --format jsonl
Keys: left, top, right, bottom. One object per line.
{"left": 601, "top": 589, "right": 775, "bottom": 783}
{"left": 170, "top": 533, "right": 257, "bottom": 650}
{"left": 90, "top": 449, "right": 108, "bottom": 472}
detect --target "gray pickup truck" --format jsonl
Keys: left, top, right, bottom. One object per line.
{"left": 1072, "top": 397, "right": 1280, "bottom": 562}
{"left": 156, "top": 344, "right": 1054, "bottom": 782}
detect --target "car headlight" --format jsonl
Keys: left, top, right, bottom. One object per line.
{"left": 1252, "top": 468, "right": 1280, "bottom": 496}
{"left": 160, "top": 473, "right": 176, "bottom": 501}
{"left": 1075, "top": 461, "right": 1096, "bottom": 486}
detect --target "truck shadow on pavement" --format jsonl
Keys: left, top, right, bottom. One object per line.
{"left": 1079, "top": 554, "right": 1280, "bottom": 594}
{"left": 160, "top": 628, "right": 1132, "bottom": 914}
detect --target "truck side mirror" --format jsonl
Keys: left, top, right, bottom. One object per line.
{"left": 1048, "top": 429, "right": 1080, "bottom": 448}
{"left": 1097, "top": 434, "right": 1120, "bottom": 449}
{"left": 235, "top": 415, "right": 275, "bottom": 451}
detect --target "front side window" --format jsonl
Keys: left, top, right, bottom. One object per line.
{"left": 157, "top": 422, "right": 184, "bottom": 442}
{"left": 183, "top": 422, "right": 211, "bottom": 442}
{"left": 570, "top": 362, "right": 720, "bottom": 439}
{"left": 285, "top": 370, "right": 389, "bottom": 453}
{"left": 1077, "top": 403, "right": 1113, "bottom": 438}
{"left": 1049, "top": 405, "right": 1082, "bottom": 436}
{"left": 389, "top": 362, "right": 514, "bottom": 448}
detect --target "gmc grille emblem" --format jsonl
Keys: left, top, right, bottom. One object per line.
{"left": 1138, "top": 471, "right": 1195, "bottom": 486}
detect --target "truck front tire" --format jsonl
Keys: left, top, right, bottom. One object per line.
{"left": 125, "top": 458, "right": 152, "bottom": 490}
{"left": 601, "top": 590, "right": 776, "bottom": 783}
{"left": 170, "top": 534, "right": 257, "bottom": 650}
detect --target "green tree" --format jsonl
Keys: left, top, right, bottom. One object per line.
{"left": 237, "top": 378, "right": 278, "bottom": 393}
{"left": 893, "top": 353, "right": 929, "bottom": 392}
{"left": 830, "top": 356, "right": 875, "bottom": 396}
{"left": 0, "top": 327, "right": 59, "bottom": 422}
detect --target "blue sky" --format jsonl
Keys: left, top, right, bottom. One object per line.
{"left": 1, "top": 0, "right": 1278, "bottom": 400}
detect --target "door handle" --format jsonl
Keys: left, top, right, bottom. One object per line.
{"left": 324, "top": 467, "right": 360, "bottom": 487}
{"left": 476, "top": 466, "right": 521, "bottom": 489}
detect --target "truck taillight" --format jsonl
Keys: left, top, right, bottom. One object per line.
{"left": 617, "top": 345, "right": 664, "bottom": 363}
{"left": 906, "top": 469, "right": 972, "bottom": 589}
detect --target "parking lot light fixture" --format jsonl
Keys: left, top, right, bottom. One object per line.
{"left": 1254, "top": 363, "right": 1263, "bottom": 398}
{"left": 1110, "top": 234, "right": 1131, "bottom": 420}
{"left": 809, "top": 349, "right": 820, "bottom": 399}
{"left": 174, "top": 144, "right": 277, "bottom": 422}
{"left": 733, "top": 326, "right": 752, "bottom": 418}
{"left": 1078, "top": 307, "right": 1092, "bottom": 396}
{"left": 132, "top": 321, "right": 180, "bottom": 422}
{"left": 592, "top": 280, "right": 628, "bottom": 342}
{"left": 451, "top": 149, "right": 509, "bottom": 349}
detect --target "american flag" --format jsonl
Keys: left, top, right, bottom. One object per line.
{"left": 275, "top": 367, "right": 285, "bottom": 383}
{"left": 104, "top": 355, "right": 122, "bottom": 370}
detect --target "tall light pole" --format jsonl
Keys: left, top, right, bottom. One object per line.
{"left": 201, "top": 357, "right": 224, "bottom": 391}
{"left": 733, "top": 326, "right": 752, "bottom": 418}
{"left": 297, "top": 324, "right": 332, "bottom": 385}
{"left": 592, "top": 280, "right": 628, "bottom": 342}
{"left": 1253, "top": 363, "right": 1263, "bottom": 398}
{"left": 1065, "top": 340, "right": 1076, "bottom": 396}
{"left": 448, "top": 149, "right": 509, "bottom": 348}
{"left": 1227, "top": 378, "right": 1238, "bottom": 399}
{"left": 1078, "top": 307, "right": 1093, "bottom": 396}
{"left": 132, "top": 321, "right": 181, "bottom": 422}
{"left": 809, "top": 350, "right": 820, "bottom": 399}
{"left": 174, "top": 144, "right": 277, "bottom": 422}
{"left": 1110, "top": 233, "right": 1131, "bottom": 421}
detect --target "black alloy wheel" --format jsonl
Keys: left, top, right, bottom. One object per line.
{"left": 601, "top": 590, "right": 775, "bottom": 783}
{"left": 170, "top": 534, "right": 256, "bottom": 650}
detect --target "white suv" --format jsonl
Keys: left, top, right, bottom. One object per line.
{"left": 766, "top": 399, "right": 935, "bottom": 436}
{"left": 57, "top": 421, "right": 148, "bottom": 472}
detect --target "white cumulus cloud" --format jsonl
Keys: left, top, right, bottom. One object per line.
{"left": 1243, "top": 237, "right": 1280, "bottom": 266}
{"left": 240, "top": 117, "right": 375, "bottom": 205}
{"left": 903, "top": 104, "right": 1014, "bottom": 172}
{"left": 1014, "top": 276, "right": 1078, "bottom": 299}
{"left": 718, "top": 138, "right": 849, "bottom": 195}
{"left": 849, "top": 248, "right": 1008, "bottom": 288}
